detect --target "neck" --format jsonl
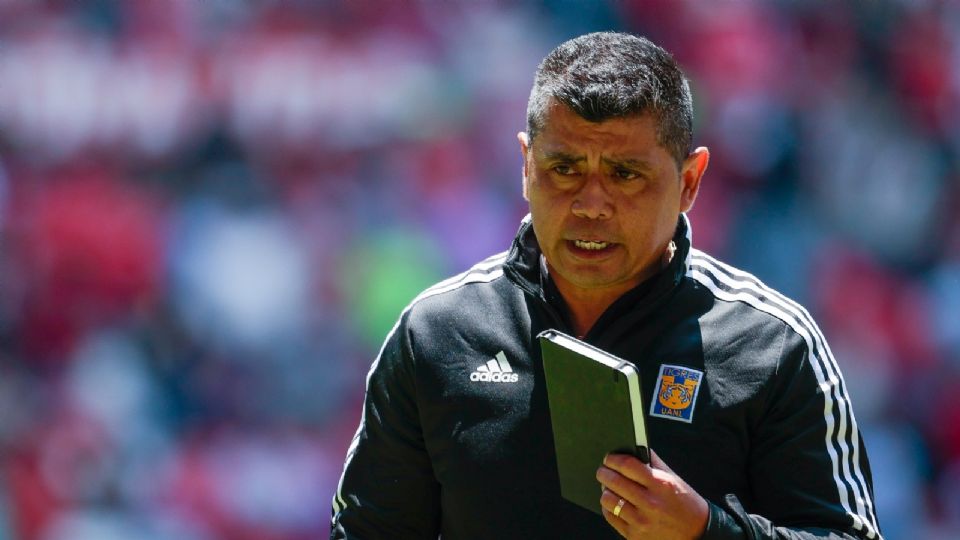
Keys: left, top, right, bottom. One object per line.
{"left": 563, "top": 290, "right": 619, "bottom": 339}
{"left": 546, "top": 240, "right": 677, "bottom": 339}
{"left": 547, "top": 269, "right": 639, "bottom": 339}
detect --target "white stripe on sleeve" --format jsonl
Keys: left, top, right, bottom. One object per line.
{"left": 690, "top": 253, "right": 881, "bottom": 539}
{"left": 331, "top": 254, "right": 507, "bottom": 518}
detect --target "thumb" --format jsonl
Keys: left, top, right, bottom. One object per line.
{"left": 649, "top": 448, "right": 674, "bottom": 473}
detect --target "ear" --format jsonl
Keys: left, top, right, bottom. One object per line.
{"left": 518, "top": 131, "right": 530, "bottom": 201}
{"left": 679, "top": 146, "right": 709, "bottom": 213}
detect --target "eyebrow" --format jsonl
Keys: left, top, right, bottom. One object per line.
{"left": 604, "top": 157, "right": 655, "bottom": 171}
{"left": 543, "top": 151, "right": 585, "bottom": 163}
{"left": 542, "top": 151, "right": 654, "bottom": 171}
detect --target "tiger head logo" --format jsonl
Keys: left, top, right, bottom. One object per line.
{"left": 658, "top": 376, "right": 697, "bottom": 410}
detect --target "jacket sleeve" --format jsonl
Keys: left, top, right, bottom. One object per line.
{"left": 330, "top": 314, "right": 441, "bottom": 539}
{"left": 701, "top": 325, "right": 883, "bottom": 540}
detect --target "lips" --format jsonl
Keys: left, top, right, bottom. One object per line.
{"left": 573, "top": 239, "right": 609, "bottom": 250}
{"left": 566, "top": 238, "right": 617, "bottom": 257}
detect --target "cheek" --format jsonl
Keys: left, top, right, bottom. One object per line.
{"left": 528, "top": 192, "right": 569, "bottom": 241}
{"left": 619, "top": 198, "right": 677, "bottom": 239}
{"left": 621, "top": 185, "right": 680, "bottom": 218}
{"left": 528, "top": 181, "right": 566, "bottom": 215}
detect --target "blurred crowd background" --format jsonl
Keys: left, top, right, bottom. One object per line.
{"left": 0, "top": 1, "right": 957, "bottom": 539}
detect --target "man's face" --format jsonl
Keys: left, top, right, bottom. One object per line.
{"left": 519, "top": 102, "right": 708, "bottom": 299}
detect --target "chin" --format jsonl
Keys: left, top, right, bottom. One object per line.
{"left": 565, "top": 272, "right": 622, "bottom": 289}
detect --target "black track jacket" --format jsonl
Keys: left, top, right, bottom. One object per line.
{"left": 331, "top": 215, "right": 882, "bottom": 540}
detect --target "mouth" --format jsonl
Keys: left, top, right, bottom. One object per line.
{"left": 572, "top": 239, "right": 610, "bottom": 250}
{"left": 566, "top": 238, "right": 617, "bottom": 257}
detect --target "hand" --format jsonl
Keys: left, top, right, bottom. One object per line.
{"left": 596, "top": 449, "right": 709, "bottom": 540}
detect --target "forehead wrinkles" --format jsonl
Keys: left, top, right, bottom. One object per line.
{"left": 536, "top": 101, "right": 656, "bottom": 145}
{"left": 536, "top": 114, "right": 659, "bottom": 163}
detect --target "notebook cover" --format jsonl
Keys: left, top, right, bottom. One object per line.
{"left": 538, "top": 329, "right": 650, "bottom": 515}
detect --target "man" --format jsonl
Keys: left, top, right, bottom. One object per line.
{"left": 331, "top": 32, "right": 882, "bottom": 539}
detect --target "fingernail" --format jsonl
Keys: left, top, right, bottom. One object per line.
{"left": 597, "top": 468, "right": 611, "bottom": 483}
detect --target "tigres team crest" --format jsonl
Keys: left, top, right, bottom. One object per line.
{"left": 649, "top": 364, "right": 703, "bottom": 423}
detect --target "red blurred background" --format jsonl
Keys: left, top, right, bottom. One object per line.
{"left": 0, "top": 1, "right": 957, "bottom": 539}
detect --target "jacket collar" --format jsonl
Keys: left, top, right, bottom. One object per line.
{"left": 503, "top": 213, "right": 692, "bottom": 312}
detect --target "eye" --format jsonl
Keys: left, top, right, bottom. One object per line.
{"left": 552, "top": 164, "right": 575, "bottom": 175}
{"left": 614, "top": 168, "right": 639, "bottom": 180}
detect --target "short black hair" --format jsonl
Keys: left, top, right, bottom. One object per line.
{"left": 525, "top": 32, "right": 693, "bottom": 166}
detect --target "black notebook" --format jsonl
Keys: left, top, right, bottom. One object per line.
{"left": 538, "top": 329, "right": 650, "bottom": 515}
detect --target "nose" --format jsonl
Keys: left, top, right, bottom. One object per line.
{"left": 571, "top": 174, "right": 613, "bottom": 220}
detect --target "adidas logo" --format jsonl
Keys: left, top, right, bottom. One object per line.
{"left": 470, "top": 351, "right": 519, "bottom": 383}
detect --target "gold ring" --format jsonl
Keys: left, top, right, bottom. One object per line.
{"left": 613, "top": 498, "right": 626, "bottom": 517}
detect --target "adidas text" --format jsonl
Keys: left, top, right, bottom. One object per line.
{"left": 470, "top": 351, "right": 518, "bottom": 383}
{"left": 470, "top": 371, "right": 519, "bottom": 383}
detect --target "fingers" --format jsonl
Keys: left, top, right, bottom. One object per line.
{"left": 601, "top": 507, "right": 630, "bottom": 537}
{"left": 601, "top": 487, "right": 660, "bottom": 537}
{"left": 599, "top": 451, "right": 709, "bottom": 539}
{"left": 605, "top": 450, "right": 683, "bottom": 494}
{"left": 601, "top": 488, "right": 650, "bottom": 521}
{"left": 603, "top": 453, "right": 654, "bottom": 487}
{"left": 597, "top": 463, "right": 648, "bottom": 505}
{"left": 601, "top": 489, "right": 628, "bottom": 518}
{"left": 600, "top": 489, "right": 631, "bottom": 537}
{"left": 648, "top": 448, "right": 673, "bottom": 474}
